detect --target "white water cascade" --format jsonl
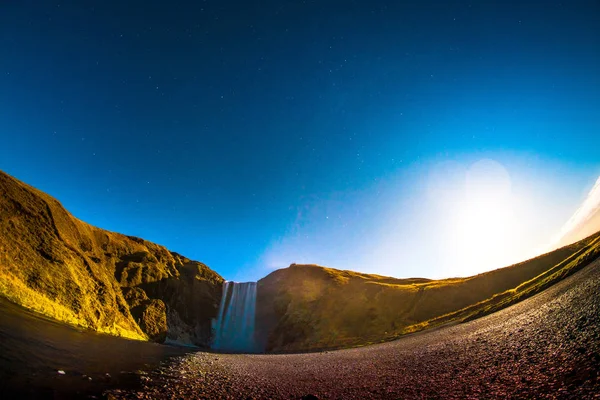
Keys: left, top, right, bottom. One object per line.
{"left": 211, "top": 281, "right": 258, "bottom": 352}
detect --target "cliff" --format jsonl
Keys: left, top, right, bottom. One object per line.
{"left": 0, "top": 170, "right": 223, "bottom": 346}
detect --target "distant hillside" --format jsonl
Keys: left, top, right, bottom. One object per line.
{"left": 0, "top": 170, "right": 223, "bottom": 345}
{"left": 257, "top": 233, "right": 600, "bottom": 352}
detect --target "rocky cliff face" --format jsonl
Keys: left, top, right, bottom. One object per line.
{"left": 0, "top": 170, "right": 223, "bottom": 346}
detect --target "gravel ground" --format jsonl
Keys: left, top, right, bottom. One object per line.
{"left": 109, "top": 259, "right": 600, "bottom": 399}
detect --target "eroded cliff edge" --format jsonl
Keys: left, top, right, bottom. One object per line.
{"left": 0, "top": 170, "right": 223, "bottom": 346}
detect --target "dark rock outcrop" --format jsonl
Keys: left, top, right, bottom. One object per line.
{"left": 0, "top": 170, "right": 223, "bottom": 346}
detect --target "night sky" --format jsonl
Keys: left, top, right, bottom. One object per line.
{"left": 1, "top": 1, "right": 599, "bottom": 281}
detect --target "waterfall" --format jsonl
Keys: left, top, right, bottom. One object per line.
{"left": 212, "top": 281, "right": 258, "bottom": 352}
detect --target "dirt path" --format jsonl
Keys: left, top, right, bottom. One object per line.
{"left": 110, "top": 259, "right": 600, "bottom": 399}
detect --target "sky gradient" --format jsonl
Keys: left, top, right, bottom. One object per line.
{"left": 1, "top": 0, "right": 599, "bottom": 281}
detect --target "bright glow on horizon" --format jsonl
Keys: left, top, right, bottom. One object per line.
{"left": 256, "top": 155, "right": 598, "bottom": 281}
{"left": 447, "top": 159, "right": 521, "bottom": 277}
{"left": 421, "top": 158, "right": 537, "bottom": 278}
{"left": 550, "top": 176, "right": 600, "bottom": 249}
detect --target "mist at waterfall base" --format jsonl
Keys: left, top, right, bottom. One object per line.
{"left": 212, "top": 281, "right": 259, "bottom": 353}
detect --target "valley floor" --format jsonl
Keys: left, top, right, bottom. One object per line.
{"left": 110, "top": 259, "right": 600, "bottom": 399}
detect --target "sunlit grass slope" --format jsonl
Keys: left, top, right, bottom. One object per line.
{"left": 257, "top": 232, "right": 600, "bottom": 352}
{"left": 401, "top": 232, "right": 600, "bottom": 336}
{"left": 0, "top": 170, "right": 223, "bottom": 344}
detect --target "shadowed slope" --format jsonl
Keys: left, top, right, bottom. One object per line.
{"left": 0, "top": 170, "right": 223, "bottom": 345}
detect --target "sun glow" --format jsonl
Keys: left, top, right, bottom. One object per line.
{"left": 446, "top": 159, "right": 522, "bottom": 277}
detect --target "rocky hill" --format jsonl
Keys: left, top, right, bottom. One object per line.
{"left": 0, "top": 170, "right": 223, "bottom": 346}
{"left": 257, "top": 236, "right": 600, "bottom": 352}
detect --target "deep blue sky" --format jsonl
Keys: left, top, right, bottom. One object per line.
{"left": 1, "top": 0, "right": 599, "bottom": 281}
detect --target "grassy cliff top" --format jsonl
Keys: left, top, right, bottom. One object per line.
{"left": 258, "top": 232, "right": 600, "bottom": 352}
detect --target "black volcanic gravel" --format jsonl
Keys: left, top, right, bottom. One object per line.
{"left": 108, "top": 259, "right": 600, "bottom": 399}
